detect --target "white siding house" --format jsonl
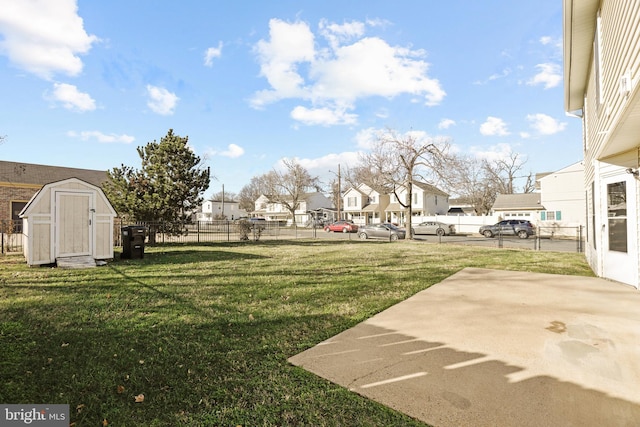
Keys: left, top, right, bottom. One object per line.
{"left": 564, "top": 0, "right": 640, "bottom": 288}
{"left": 387, "top": 182, "right": 449, "bottom": 225}
{"left": 198, "top": 200, "right": 247, "bottom": 221}
{"left": 538, "top": 161, "right": 586, "bottom": 235}
{"left": 252, "top": 193, "right": 333, "bottom": 225}
{"left": 341, "top": 184, "right": 390, "bottom": 225}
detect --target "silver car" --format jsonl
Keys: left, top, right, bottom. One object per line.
{"left": 411, "top": 221, "right": 455, "bottom": 236}
{"left": 358, "top": 223, "right": 406, "bottom": 241}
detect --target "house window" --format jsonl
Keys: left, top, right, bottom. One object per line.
{"left": 607, "top": 181, "right": 627, "bottom": 252}
{"left": 413, "top": 193, "right": 418, "bottom": 204}
{"left": 435, "top": 195, "right": 438, "bottom": 205}
{"left": 370, "top": 195, "right": 377, "bottom": 203}
{"left": 347, "top": 197, "right": 357, "bottom": 207}
{"left": 542, "top": 211, "right": 561, "bottom": 221}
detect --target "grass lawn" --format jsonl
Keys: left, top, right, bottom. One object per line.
{"left": 0, "top": 240, "right": 593, "bottom": 426}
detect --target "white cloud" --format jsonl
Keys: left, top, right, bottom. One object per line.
{"left": 290, "top": 106, "right": 357, "bottom": 126}
{"left": 480, "top": 116, "right": 509, "bottom": 136}
{"left": 354, "top": 127, "right": 384, "bottom": 149}
{"left": 251, "top": 18, "right": 445, "bottom": 125}
{"left": 470, "top": 143, "right": 514, "bottom": 162}
{"left": 146, "top": 85, "right": 179, "bottom": 115}
{"left": 0, "top": 0, "right": 98, "bottom": 79}
{"left": 67, "top": 130, "right": 134, "bottom": 144}
{"left": 473, "top": 68, "right": 511, "bottom": 85}
{"left": 47, "top": 83, "right": 96, "bottom": 112}
{"left": 526, "top": 113, "right": 567, "bottom": 135}
{"left": 527, "top": 63, "right": 561, "bottom": 89}
{"left": 438, "top": 118, "right": 456, "bottom": 130}
{"left": 204, "top": 41, "right": 223, "bottom": 67}
{"left": 206, "top": 143, "right": 245, "bottom": 159}
{"left": 220, "top": 143, "right": 244, "bottom": 158}
{"left": 278, "top": 153, "right": 362, "bottom": 186}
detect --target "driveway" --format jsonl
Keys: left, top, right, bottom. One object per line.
{"left": 289, "top": 268, "right": 640, "bottom": 426}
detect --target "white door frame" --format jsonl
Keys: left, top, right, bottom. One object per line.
{"left": 54, "top": 190, "right": 94, "bottom": 258}
{"left": 600, "top": 174, "right": 639, "bottom": 288}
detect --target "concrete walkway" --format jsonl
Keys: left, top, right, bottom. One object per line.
{"left": 288, "top": 268, "right": 640, "bottom": 426}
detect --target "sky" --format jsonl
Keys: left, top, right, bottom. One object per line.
{"left": 0, "top": 0, "right": 582, "bottom": 197}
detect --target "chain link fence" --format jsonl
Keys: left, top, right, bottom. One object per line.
{"left": 1, "top": 220, "right": 23, "bottom": 254}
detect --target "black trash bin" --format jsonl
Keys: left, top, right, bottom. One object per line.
{"left": 121, "top": 226, "right": 147, "bottom": 259}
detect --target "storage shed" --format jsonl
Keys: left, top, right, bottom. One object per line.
{"left": 19, "top": 178, "right": 117, "bottom": 266}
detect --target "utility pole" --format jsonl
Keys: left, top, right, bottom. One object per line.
{"left": 337, "top": 164, "right": 341, "bottom": 221}
{"left": 221, "top": 184, "right": 225, "bottom": 218}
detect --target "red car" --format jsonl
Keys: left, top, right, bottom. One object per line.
{"left": 324, "top": 220, "right": 359, "bottom": 233}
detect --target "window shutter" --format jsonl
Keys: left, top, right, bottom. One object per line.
{"left": 556, "top": 211, "right": 561, "bottom": 220}
{"left": 541, "top": 212, "right": 546, "bottom": 221}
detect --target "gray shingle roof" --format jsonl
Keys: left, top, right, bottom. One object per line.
{"left": 0, "top": 161, "right": 107, "bottom": 187}
{"left": 492, "top": 193, "right": 544, "bottom": 210}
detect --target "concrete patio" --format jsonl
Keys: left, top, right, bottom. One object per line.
{"left": 289, "top": 268, "right": 640, "bottom": 426}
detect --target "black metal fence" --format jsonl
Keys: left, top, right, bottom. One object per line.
{"left": 1, "top": 219, "right": 586, "bottom": 255}
{"left": 114, "top": 219, "right": 332, "bottom": 245}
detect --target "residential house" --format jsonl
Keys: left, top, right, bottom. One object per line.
{"left": 386, "top": 182, "right": 450, "bottom": 225}
{"left": 538, "top": 161, "right": 586, "bottom": 236}
{"left": 197, "top": 199, "right": 247, "bottom": 221}
{"left": 252, "top": 192, "right": 333, "bottom": 225}
{"left": 342, "top": 184, "right": 390, "bottom": 225}
{"left": 0, "top": 160, "right": 107, "bottom": 228}
{"left": 564, "top": 0, "right": 640, "bottom": 288}
{"left": 491, "top": 193, "right": 544, "bottom": 220}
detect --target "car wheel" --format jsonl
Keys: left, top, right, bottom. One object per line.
{"left": 324, "top": 227, "right": 330, "bottom": 232}
{"left": 483, "top": 230, "right": 493, "bottom": 238}
{"left": 359, "top": 232, "right": 368, "bottom": 240}
{"left": 390, "top": 234, "right": 399, "bottom": 241}
{"left": 518, "top": 230, "right": 529, "bottom": 239}
{"left": 436, "top": 228, "right": 445, "bottom": 237}
{"left": 342, "top": 227, "right": 348, "bottom": 233}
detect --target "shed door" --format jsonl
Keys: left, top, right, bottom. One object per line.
{"left": 56, "top": 192, "right": 93, "bottom": 257}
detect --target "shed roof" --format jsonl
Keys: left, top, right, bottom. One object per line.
{"left": 0, "top": 160, "right": 107, "bottom": 188}
{"left": 20, "top": 177, "right": 116, "bottom": 218}
{"left": 492, "top": 193, "right": 544, "bottom": 211}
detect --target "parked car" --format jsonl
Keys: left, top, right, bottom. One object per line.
{"left": 479, "top": 220, "right": 535, "bottom": 239}
{"left": 358, "top": 223, "right": 406, "bottom": 241}
{"left": 411, "top": 221, "right": 455, "bottom": 236}
{"left": 249, "top": 217, "right": 267, "bottom": 230}
{"left": 324, "top": 220, "right": 358, "bottom": 233}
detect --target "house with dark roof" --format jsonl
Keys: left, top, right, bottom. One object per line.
{"left": 0, "top": 161, "right": 108, "bottom": 226}
{"left": 490, "top": 193, "right": 544, "bottom": 220}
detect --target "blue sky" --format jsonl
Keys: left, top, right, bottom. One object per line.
{"left": 0, "top": 0, "right": 581, "bottom": 196}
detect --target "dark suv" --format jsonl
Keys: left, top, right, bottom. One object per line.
{"left": 479, "top": 220, "right": 535, "bottom": 239}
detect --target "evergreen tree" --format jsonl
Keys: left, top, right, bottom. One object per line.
{"left": 104, "top": 129, "right": 210, "bottom": 224}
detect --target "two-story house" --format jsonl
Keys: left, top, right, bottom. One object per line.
{"left": 342, "top": 184, "right": 390, "bottom": 225}
{"left": 564, "top": 0, "right": 640, "bottom": 288}
{"left": 386, "top": 182, "right": 450, "bottom": 225}
{"left": 252, "top": 192, "right": 333, "bottom": 225}
{"left": 197, "top": 199, "right": 247, "bottom": 221}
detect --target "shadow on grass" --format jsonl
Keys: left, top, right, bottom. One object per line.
{"left": 0, "top": 303, "right": 427, "bottom": 426}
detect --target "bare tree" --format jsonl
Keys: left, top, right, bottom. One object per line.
{"left": 482, "top": 152, "right": 529, "bottom": 194}
{"left": 441, "top": 151, "right": 532, "bottom": 214}
{"left": 359, "top": 129, "right": 451, "bottom": 239}
{"left": 238, "top": 176, "right": 270, "bottom": 212}
{"left": 262, "top": 158, "right": 321, "bottom": 225}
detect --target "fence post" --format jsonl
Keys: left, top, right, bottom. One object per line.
{"left": 578, "top": 226, "right": 583, "bottom": 253}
